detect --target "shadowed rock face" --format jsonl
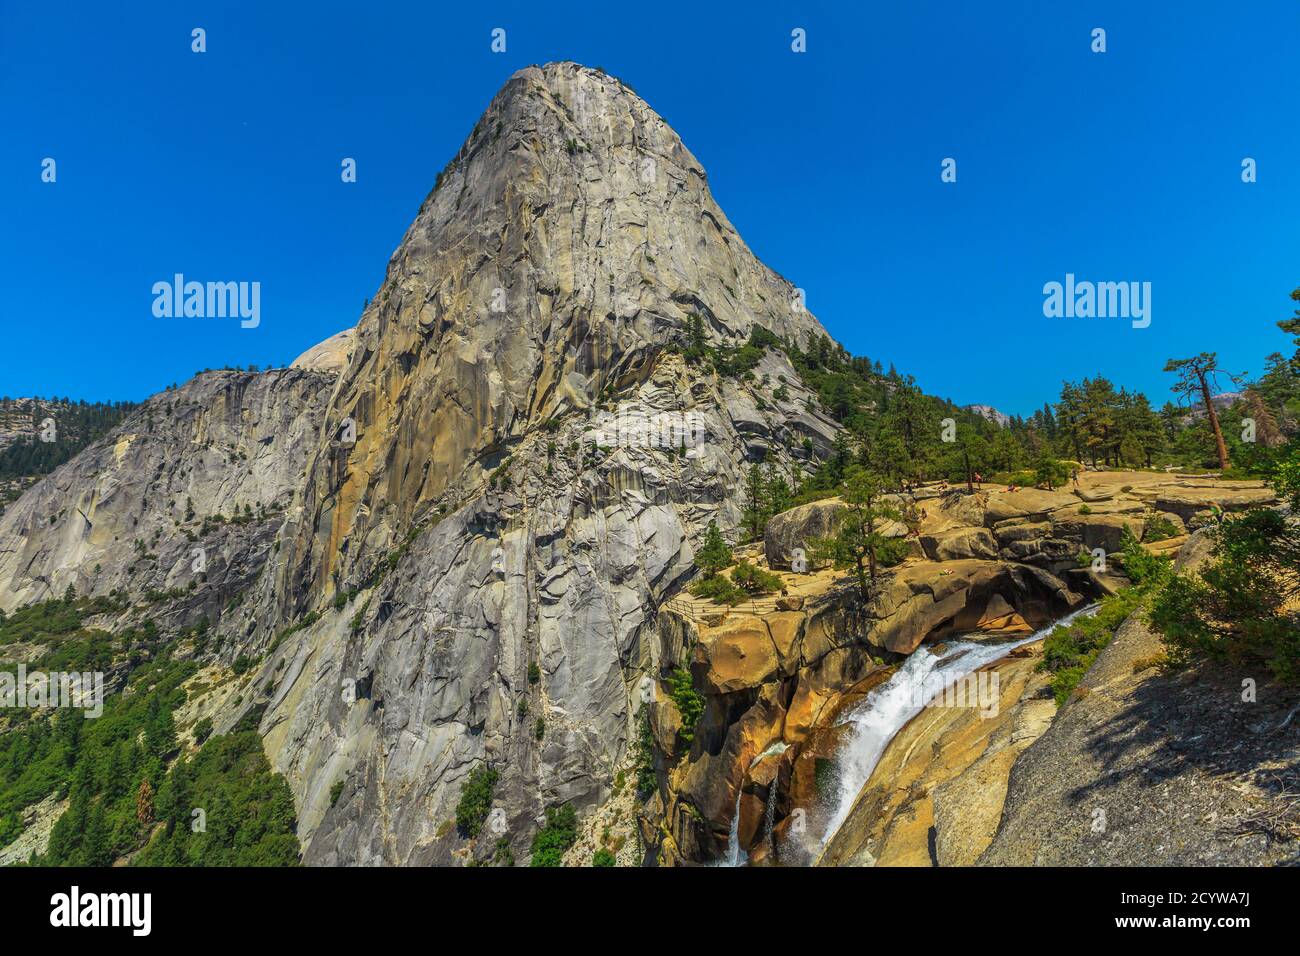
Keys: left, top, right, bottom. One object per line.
{"left": 978, "top": 532, "right": 1300, "bottom": 867}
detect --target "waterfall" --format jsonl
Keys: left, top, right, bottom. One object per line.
{"left": 723, "top": 791, "right": 747, "bottom": 867}
{"left": 712, "top": 603, "right": 1096, "bottom": 867}
{"left": 815, "top": 604, "right": 1099, "bottom": 852}
{"left": 719, "top": 741, "right": 789, "bottom": 867}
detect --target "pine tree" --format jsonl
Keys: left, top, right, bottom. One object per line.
{"left": 1164, "top": 353, "right": 1242, "bottom": 471}
{"left": 742, "top": 464, "right": 769, "bottom": 541}
{"left": 812, "top": 467, "right": 905, "bottom": 601}
{"left": 695, "top": 520, "right": 733, "bottom": 577}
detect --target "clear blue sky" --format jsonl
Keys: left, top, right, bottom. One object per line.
{"left": 3, "top": 1, "right": 1297, "bottom": 415}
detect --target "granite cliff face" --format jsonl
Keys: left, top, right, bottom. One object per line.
{"left": 189, "top": 62, "right": 832, "bottom": 865}
{"left": 275, "top": 61, "right": 830, "bottom": 607}
{"left": 1, "top": 64, "right": 1287, "bottom": 869}
{"left": 0, "top": 369, "right": 337, "bottom": 617}
{"left": 0, "top": 62, "right": 844, "bottom": 866}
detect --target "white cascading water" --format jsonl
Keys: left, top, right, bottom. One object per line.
{"left": 724, "top": 792, "right": 746, "bottom": 867}
{"left": 721, "top": 741, "right": 790, "bottom": 867}
{"left": 815, "top": 603, "right": 1098, "bottom": 851}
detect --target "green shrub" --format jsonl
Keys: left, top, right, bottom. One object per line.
{"left": 1120, "top": 527, "right": 1171, "bottom": 586}
{"left": 191, "top": 716, "right": 213, "bottom": 745}
{"left": 633, "top": 709, "right": 656, "bottom": 798}
{"left": 1149, "top": 497, "right": 1300, "bottom": 684}
{"left": 455, "top": 765, "right": 498, "bottom": 838}
{"left": 729, "top": 560, "right": 783, "bottom": 595}
{"left": 349, "top": 598, "right": 370, "bottom": 635}
{"left": 527, "top": 661, "right": 540, "bottom": 684}
{"left": 688, "top": 573, "right": 746, "bottom": 605}
{"left": 529, "top": 804, "right": 578, "bottom": 867}
{"left": 991, "top": 469, "right": 1036, "bottom": 488}
{"left": 1048, "top": 665, "right": 1090, "bottom": 706}
{"left": 1142, "top": 513, "right": 1180, "bottom": 542}
{"left": 329, "top": 779, "right": 345, "bottom": 808}
{"left": 593, "top": 848, "right": 617, "bottom": 867}
{"left": 493, "top": 837, "right": 514, "bottom": 867}
{"left": 666, "top": 666, "right": 704, "bottom": 743}
{"left": 1033, "top": 456, "right": 1069, "bottom": 489}
{"left": 1038, "top": 589, "right": 1145, "bottom": 704}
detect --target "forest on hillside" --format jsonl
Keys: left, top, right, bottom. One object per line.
{"left": 0, "top": 398, "right": 140, "bottom": 509}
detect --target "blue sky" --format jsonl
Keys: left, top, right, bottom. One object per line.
{"left": 2, "top": 1, "right": 1297, "bottom": 414}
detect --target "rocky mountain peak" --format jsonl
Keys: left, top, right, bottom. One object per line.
{"left": 278, "top": 61, "right": 833, "bottom": 606}
{"left": 0, "top": 62, "right": 844, "bottom": 867}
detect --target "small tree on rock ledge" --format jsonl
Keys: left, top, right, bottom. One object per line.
{"left": 695, "top": 520, "right": 732, "bottom": 577}
{"left": 812, "top": 466, "right": 908, "bottom": 602}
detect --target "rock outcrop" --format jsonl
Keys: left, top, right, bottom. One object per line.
{"left": 291, "top": 329, "right": 354, "bottom": 373}
{"left": 764, "top": 498, "right": 844, "bottom": 570}
{"left": 866, "top": 559, "right": 1081, "bottom": 655}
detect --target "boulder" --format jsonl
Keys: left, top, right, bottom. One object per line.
{"left": 991, "top": 520, "right": 1051, "bottom": 545}
{"left": 764, "top": 498, "right": 845, "bottom": 570}
{"left": 983, "top": 488, "right": 1076, "bottom": 525}
{"left": 868, "top": 560, "right": 1082, "bottom": 654}
{"left": 1154, "top": 486, "right": 1276, "bottom": 521}
{"left": 1152, "top": 511, "right": 1186, "bottom": 536}
{"left": 649, "top": 692, "right": 684, "bottom": 757}
{"left": 697, "top": 616, "right": 781, "bottom": 694}
{"left": 1075, "top": 488, "right": 1114, "bottom": 503}
{"left": 935, "top": 491, "right": 987, "bottom": 528}
{"left": 1051, "top": 512, "right": 1145, "bottom": 553}
{"left": 973, "top": 593, "right": 1032, "bottom": 635}
{"left": 920, "top": 526, "right": 998, "bottom": 561}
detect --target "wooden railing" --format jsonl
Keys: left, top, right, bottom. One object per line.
{"left": 659, "top": 592, "right": 783, "bottom": 624}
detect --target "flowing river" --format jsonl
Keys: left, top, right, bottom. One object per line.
{"left": 814, "top": 604, "right": 1098, "bottom": 854}
{"left": 716, "top": 603, "right": 1098, "bottom": 866}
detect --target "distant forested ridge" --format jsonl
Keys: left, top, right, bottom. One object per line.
{"left": 0, "top": 397, "right": 139, "bottom": 509}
